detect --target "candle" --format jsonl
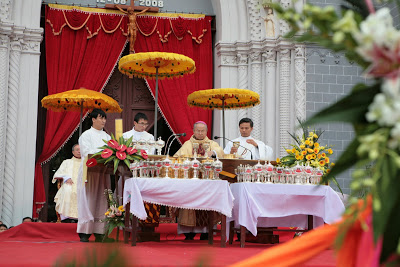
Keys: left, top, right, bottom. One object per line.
{"left": 115, "top": 118, "right": 123, "bottom": 141}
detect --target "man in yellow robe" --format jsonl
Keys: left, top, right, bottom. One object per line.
{"left": 52, "top": 144, "right": 81, "bottom": 223}
{"left": 174, "top": 121, "right": 224, "bottom": 240}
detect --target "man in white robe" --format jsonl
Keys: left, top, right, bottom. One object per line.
{"left": 224, "top": 118, "right": 274, "bottom": 161}
{"left": 52, "top": 144, "right": 81, "bottom": 222}
{"left": 123, "top": 112, "right": 155, "bottom": 155}
{"left": 77, "top": 109, "right": 112, "bottom": 242}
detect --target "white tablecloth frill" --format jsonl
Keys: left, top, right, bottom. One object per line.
{"left": 228, "top": 183, "right": 345, "bottom": 237}
{"left": 123, "top": 178, "right": 234, "bottom": 220}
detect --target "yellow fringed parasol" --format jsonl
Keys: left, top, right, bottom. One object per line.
{"left": 41, "top": 88, "right": 122, "bottom": 135}
{"left": 187, "top": 88, "right": 260, "bottom": 146}
{"left": 118, "top": 52, "right": 195, "bottom": 140}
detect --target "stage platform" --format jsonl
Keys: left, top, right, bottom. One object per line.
{"left": 0, "top": 222, "right": 336, "bottom": 266}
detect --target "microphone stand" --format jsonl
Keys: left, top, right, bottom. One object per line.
{"left": 164, "top": 133, "right": 175, "bottom": 155}
{"left": 166, "top": 135, "right": 179, "bottom": 156}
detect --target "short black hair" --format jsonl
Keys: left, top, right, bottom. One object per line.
{"left": 72, "top": 144, "right": 79, "bottom": 152}
{"left": 89, "top": 109, "right": 107, "bottom": 123}
{"left": 22, "top": 217, "right": 32, "bottom": 222}
{"left": 134, "top": 112, "right": 148, "bottom": 123}
{"left": 0, "top": 224, "right": 8, "bottom": 229}
{"left": 239, "top": 118, "right": 253, "bottom": 128}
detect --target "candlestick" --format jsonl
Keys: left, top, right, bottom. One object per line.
{"left": 115, "top": 118, "right": 123, "bottom": 141}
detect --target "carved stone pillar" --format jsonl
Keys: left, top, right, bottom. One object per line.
{"left": 262, "top": 49, "right": 277, "bottom": 155}
{"left": 247, "top": 0, "right": 263, "bottom": 40}
{"left": 278, "top": 48, "right": 291, "bottom": 157}
{"left": 3, "top": 32, "right": 22, "bottom": 225}
{"left": 237, "top": 53, "right": 248, "bottom": 122}
{"left": 294, "top": 45, "right": 306, "bottom": 137}
{"left": 250, "top": 52, "right": 262, "bottom": 140}
{"left": 0, "top": 0, "right": 12, "bottom": 21}
{"left": 0, "top": 31, "right": 10, "bottom": 222}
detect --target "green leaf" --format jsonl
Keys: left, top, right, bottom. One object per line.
{"left": 111, "top": 132, "right": 115, "bottom": 140}
{"left": 124, "top": 136, "right": 133, "bottom": 147}
{"left": 113, "top": 159, "right": 120, "bottom": 174}
{"left": 104, "top": 155, "right": 116, "bottom": 164}
{"left": 124, "top": 159, "right": 131, "bottom": 168}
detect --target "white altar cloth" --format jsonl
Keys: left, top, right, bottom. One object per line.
{"left": 228, "top": 183, "right": 345, "bottom": 236}
{"left": 123, "top": 178, "right": 234, "bottom": 220}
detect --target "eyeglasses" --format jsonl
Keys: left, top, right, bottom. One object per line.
{"left": 137, "top": 122, "right": 149, "bottom": 126}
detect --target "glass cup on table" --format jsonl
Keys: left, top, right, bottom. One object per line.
{"left": 203, "top": 142, "right": 211, "bottom": 158}
{"left": 182, "top": 158, "right": 191, "bottom": 179}
{"left": 192, "top": 142, "right": 200, "bottom": 158}
{"left": 163, "top": 156, "right": 172, "bottom": 178}
{"left": 191, "top": 157, "right": 200, "bottom": 179}
{"left": 232, "top": 141, "right": 240, "bottom": 158}
{"left": 155, "top": 160, "right": 163, "bottom": 178}
{"left": 147, "top": 139, "right": 156, "bottom": 155}
{"left": 173, "top": 160, "right": 181, "bottom": 178}
{"left": 149, "top": 160, "right": 155, "bottom": 178}
{"left": 155, "top": 137, "right": 165, "bottom": 155}
{"left": 203, "top": 160, "right": 212, "bottom": 179}
{"left": 254, "top": 161, "right": 263, "bottom": 183}
{"left": 130, "top": 162, "right": 138, "bottom": 178}
{"left": 213, "top": 158, "right": 223, "bottom": 180}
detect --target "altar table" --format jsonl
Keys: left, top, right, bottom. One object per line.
{"left": 123, "top": 178, "right": 234, "bottom": 247}
{"left": 228, "top": 182, "right": 345, "bottom": 247}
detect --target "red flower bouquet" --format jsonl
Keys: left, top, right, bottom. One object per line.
{"left": 86, "top": 134, "right": 145, "bottom": 174}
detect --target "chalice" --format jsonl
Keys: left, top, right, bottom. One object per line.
{"left": 155, "top": 137, "right": 165, "bottom": 155}
{"left": 192, "top": 142, "right": 200, "bottom": 158}
{"left": 233, "top": 141, "right": 240, "bottom": 158}
{"left": 203, "top": 142, "right": 211, "bottom": 158}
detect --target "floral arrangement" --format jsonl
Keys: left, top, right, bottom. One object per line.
{"left": 103, "top": 189, "right": 125, "bottom": 241}
{"left": 269, "top": 0, "right": 400, "bottom": 264}
{"left": 86, "top": 134, "right": 148, "bottom": 174}
{"left": 279, "top": 128, "right": 334, "bottom": 173}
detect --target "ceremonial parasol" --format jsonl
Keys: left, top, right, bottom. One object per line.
{"left": 41, "top": 88, "right": 122, "bottom": 136}
{"left": 118, "top": 52, "right": 196, "bottom": 140}
{"left": 187, "top": 88, "right": 260, "bottom": 146}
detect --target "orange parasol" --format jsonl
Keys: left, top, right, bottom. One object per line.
{"left": 118, "top": 52, "right": 196, "bottom": 140}
{"left": 41, "top": 88, "right": 122, "bottom": 135}
{"left": 187, "top": 88, "right": 260, "bottom": 146}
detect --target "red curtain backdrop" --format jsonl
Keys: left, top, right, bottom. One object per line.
{"left": 135, "top": 16, "right": 213, "bottom": 143}
{"left": 34, "top": 6, "right": 127, "bottom": 218}
{"left": 35, "top": 5, "right": 213, "bottom": 218}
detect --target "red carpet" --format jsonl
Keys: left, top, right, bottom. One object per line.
{"left": 0, "top": 222, "right": 336, "bottom": 266}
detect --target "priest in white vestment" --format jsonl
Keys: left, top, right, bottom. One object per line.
{"left": 123, "top": 112, "right": 155, "bottom": 155}
{"left": 224, "top": 118, "right": 274, "bottom": 161}
{"left": 77, "top": 109, "right": 112, "bottom": 242}
{"left": 174, "top": 121, "right": 224, "bottom": 240}
{"left": 52, "top": 144, "right": 81, "bottom": 222}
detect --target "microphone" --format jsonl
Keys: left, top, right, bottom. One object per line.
{"left": 214, "top": 136, "right": 253, "bottom": 159}
{"left": 174, "top": 133, "right": 186, "bottom": 137}
{"left": 164, "top": 133, "right": 187, "bottom": 154}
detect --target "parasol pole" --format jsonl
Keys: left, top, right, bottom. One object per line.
{"left": 154, "top": 66, "right": 160, "bottom": 140}
{"left": 222, "top": 98, "right": 225, "bottom": 147}
{"left": 79, "top": 100, "right": 83, "bottom": 136}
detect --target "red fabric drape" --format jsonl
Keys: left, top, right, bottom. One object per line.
{"left": 34, "top": 6, "right": 127, "bottom": 218}
{"left": 135, "top": 16, "right": 213, "bottom": 142}
{"left": 35, "top": 5, "right": 213, "bottom": 218}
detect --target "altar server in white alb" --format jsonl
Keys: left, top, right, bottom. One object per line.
{"left": 52, "top": 144, "right": 81, "bottom": 223}
{"left": 224, "top": 118, "right": 273, "bottom": 160}
{"left": 77, "top": 109, "right": 113, "bottom": 243}
{"left": 123, "top": 112, "right": 155, "bottom": 155}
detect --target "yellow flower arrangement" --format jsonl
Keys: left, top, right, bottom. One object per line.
{"left": 102, "top": 189, "right": 125, "bottom": 241}
{"left": 277, "top": 121, "right": 339, "bottom": 190}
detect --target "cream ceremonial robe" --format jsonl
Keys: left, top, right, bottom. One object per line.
{"left": 77, "top": 127, "right": 111, "bottom": 235}
{"left": 174, "top": 135, "right": 224, "bottom": 158}
{"left": 174, "top": 135, "right": 224, "bottom": 234}
{"left": 223, "top": 136, "right": 274, "bottom": 160}
{"left": 52, "top": 157, "right": 81, "bottom": 219}
{"left": 123, "top": 128, "right": 155, "bottom": 155}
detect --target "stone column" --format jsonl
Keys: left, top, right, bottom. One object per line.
{"left": 278, "top": 48, "right": 291, "bottom": 157}
{"left": 294, "top": 45, "right": 306, "bottom": 137}
{"left": 262, "top": 49, "right": 277, "bottom": 155}
{"left": 237, "top": 53, "right": 248, "bottom": 123}
{"left": 250, "top": 52, "right": 262, "bottom": 140}
{"left": 3, "top": 30, "right": 22, "bottom": 225}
